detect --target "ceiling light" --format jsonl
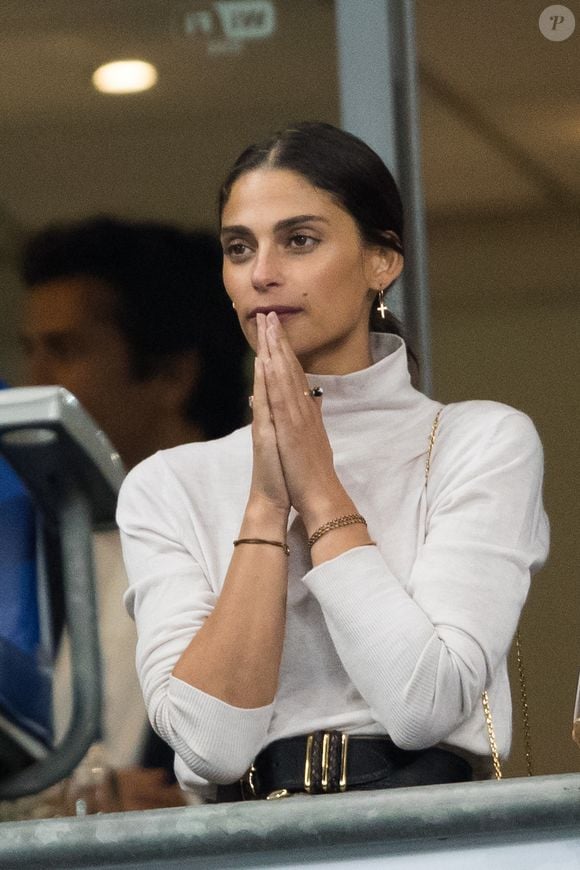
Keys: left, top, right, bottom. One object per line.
{"left": 92, "top": 60, "right": 158, "bottom": 95}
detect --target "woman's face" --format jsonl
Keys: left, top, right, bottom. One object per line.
{"left": 220, "top": 167, "right": 400, "bottom": 374}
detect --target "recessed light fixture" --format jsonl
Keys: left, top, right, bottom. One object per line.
{"left": 92, "top": 60, "right": 158, "bottom": 94}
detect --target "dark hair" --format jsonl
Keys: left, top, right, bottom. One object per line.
{"left": 20, "top": 216, "right": 247, "bottom": 438}
{"left": 219, "top": 121, "right": 415, "bottom": 358}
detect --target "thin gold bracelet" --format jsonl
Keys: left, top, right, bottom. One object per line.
{"left": 308, "top": 513, "right": 367, "bottom": 548}
{"left": 234, "top": 538, "right": 290, "bottom": 556}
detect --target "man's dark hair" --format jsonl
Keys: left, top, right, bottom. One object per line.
{"left": 20, "top": 216, "right": 247, "bottom": 438}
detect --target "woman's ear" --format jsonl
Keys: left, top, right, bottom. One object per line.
{"left": 366, "top": 240, "right": 404, "bottom": 292}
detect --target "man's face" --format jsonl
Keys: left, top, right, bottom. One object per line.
{"left": 20, "top": 277, "right": 162, "bottom": 468}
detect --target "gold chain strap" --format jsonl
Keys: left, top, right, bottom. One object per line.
{"left": 424, "top": 409, "right": 442, "bottom": 481}
{"left": 424, "top": 408, "right": 533, "bottom": 781}
{"left": 482, "top": 690, "right": 503, "bottom": 779}
{"left": 515, "top": 629, "right": 533, "bottom": 776}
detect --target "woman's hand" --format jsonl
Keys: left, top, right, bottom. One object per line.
{"left": 262, "top": 312, "right": 349, "bottom": 527}
{"left": 248, "top": 313, "right": 291, "bottom": 516}
{"left": 170, "top": 312, "right": 291, "bottom": 711}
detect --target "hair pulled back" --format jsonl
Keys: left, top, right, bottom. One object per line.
{"left": 219, "top": 121, "right": 410, "bottom": 342}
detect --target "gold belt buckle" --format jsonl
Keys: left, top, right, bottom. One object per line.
{"left": 339, "top": 732, "right": 349, "bottom": 792}
{"left": 304, "top": 731, "right": 349, "bottom": 794}
{"left": 304, "top": 734, "right": 314, "bottom": 794}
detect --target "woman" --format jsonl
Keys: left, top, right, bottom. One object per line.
{"left": 117, "top": 122, "right": 549, "bottom": 800}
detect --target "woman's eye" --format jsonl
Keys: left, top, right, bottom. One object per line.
{"left": 289, "top": 234, "right": 317, "bottom": 250}
{"left": 226, "top": 241, "right": 251, "bottom": 259}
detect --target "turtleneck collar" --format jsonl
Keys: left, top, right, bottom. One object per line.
{"left": 305, "top": 333, "right": 420, "bottom": 416}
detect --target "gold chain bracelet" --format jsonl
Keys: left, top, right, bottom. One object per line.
{"left": 308, "top": 513, "right": 367, "bottom": 548}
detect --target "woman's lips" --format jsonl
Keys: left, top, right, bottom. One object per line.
{"left": 248, "top": 306, "right": 304, "bottom": 320}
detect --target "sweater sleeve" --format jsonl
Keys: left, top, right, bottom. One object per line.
{"left": 116, "top": 452, "right": 274, "bottom": 784}
{"left": 302, "top": 407, "right": 549, "bottom": 750}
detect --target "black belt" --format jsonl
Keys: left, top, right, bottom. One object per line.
{"left": 215, "top": 731, "right": 473, "bottom": 802}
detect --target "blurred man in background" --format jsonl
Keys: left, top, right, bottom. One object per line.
{"left": 18, "top": 216, "right": 247, "bottom": 809}
{"left": 20, "top": 216, "right": 246, "bottom": 469}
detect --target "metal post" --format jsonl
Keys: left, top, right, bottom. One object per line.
{"left": 0, "top": 485, "right": 102, "bottom": 799}
{"left": 335, "top": 0, "right": 433, "bottom": 395}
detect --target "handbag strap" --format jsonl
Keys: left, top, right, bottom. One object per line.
{"left": 424, "top": 408, "right": 443, "bottom": 481}
{"left": 481, "top": 690, "right": 503, "bottom": 779}
{"left": 424, "top": 408, "right": 533, "bottom": 780}
{"left": 515, "top": 629, "right": 534, "bottom": 776}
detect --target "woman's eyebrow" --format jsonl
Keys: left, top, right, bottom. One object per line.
{"left": 220, "top": 224, "right": 252, "bottom": 238}
{"left": 274, "top": 214, "right": 329, "bottom": 232}
{"left": 221, "top": 215, "right": 330, "bottom": 238}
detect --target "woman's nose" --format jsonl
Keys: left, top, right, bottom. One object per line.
{"left": 251, "top": 246, "right": 283, "bottom": 292}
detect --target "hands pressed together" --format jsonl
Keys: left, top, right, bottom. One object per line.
{"left": 250, "top": 312, "right": 345, "bottom": 533}
{"left": 172, "top": 312, "right": 372, "bottom": 707}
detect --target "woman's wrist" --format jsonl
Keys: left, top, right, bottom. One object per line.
{"left": 300, "top": 485, "right": 358, "bottom": 538}
{"left": 243, "top": 493, "right": 290, "bottom": 538}
{"left": 304, "top": 489, "right": 374, "bottom": 563}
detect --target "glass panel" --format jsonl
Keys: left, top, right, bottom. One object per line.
{"left": 0, "top": 0, "right": 339, "bottom": 382}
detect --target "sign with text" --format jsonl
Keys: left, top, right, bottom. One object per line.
{"left": 184, "top": 0, "right": 276, "bottom": 54}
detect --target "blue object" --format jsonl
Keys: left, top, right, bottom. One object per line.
{"left": 0, "top": 380, "right": 53, "bottom": 748}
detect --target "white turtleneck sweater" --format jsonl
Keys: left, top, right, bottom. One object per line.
{"left": 117, "top": 334, "right": 549, "bottom": 792}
